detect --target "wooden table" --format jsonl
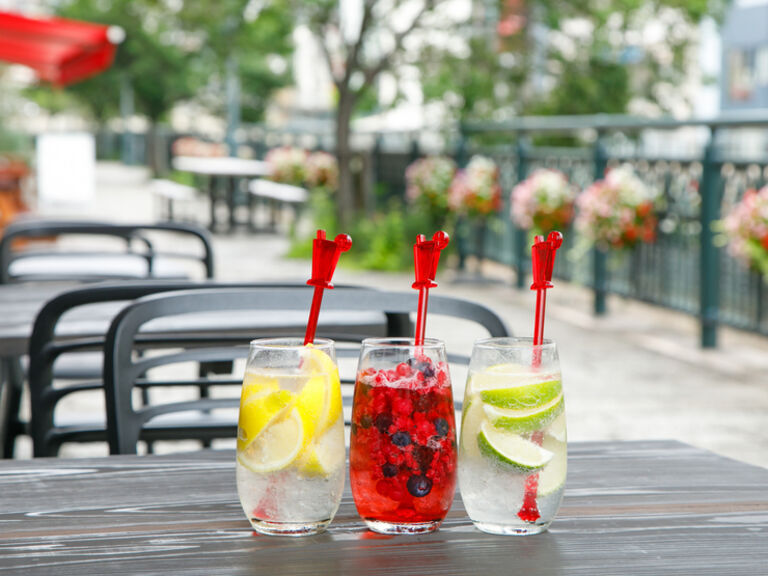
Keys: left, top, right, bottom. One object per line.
{"left": 171, "top": 156, "right": 270, "bottom": 232}
{"left": 1, "top": 440, "right": 765, "bottom": 575}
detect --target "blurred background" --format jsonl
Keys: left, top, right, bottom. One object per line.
{"left": 1, "top": 0, "right": 767, "bottom": 464}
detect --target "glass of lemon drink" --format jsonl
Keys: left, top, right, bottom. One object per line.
{"left": 458, "top": 337, "right": 566, "bottom": 535}
{"left": 236, "top": 337, "right": 345, "bottom": 536}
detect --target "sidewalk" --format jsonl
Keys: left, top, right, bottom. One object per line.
{"left": 33, "top": 163, "right": 768, "bottom": 468}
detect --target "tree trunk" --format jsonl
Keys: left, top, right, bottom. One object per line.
{"left": 335, "top": 89, "right": 355, "bottom": 230}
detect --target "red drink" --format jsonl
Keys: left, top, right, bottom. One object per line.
{"left": 350, "top": 351, "right": 457, "bottom": 534}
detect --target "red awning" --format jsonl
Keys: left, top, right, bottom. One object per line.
{"left": 0, "top": 11, "right": 118, "bottom": 86}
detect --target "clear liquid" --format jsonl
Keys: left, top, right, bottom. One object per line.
{"left": 236, "top": 371, "right": 345, "bottom": 535}
{"left": 458, "top": 366, "right": 566, "bottom": 535}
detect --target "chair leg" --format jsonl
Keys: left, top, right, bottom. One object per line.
{"left": 1, "top": 357, "right": 25, "bottom": 458}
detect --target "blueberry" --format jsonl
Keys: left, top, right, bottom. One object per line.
{"left": 413, "top": 445, "right": 434, "bottom": 473}
{"left": 408, "top": 357, "right": 435, "bottom": 378}
{"left": 382, "top": 463, "right": 398, "bottom": 477}
{"left": 391, "top": 431, "right": 411, "bottom": 447}
{"left": 374, "top": 413, "right": 392, "bottom": 434}
{"left": 434, "top": 418, "right": 450, "bottom": 438}
{"left": 407, "top": 475, "right": 433, "bottom": 497}
{"left": 360, "top": 414, "right": 373, "bottom": 429}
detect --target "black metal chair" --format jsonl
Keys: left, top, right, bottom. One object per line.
{"left": 0, "top": 218, "right": 215, "bottom": 284}
{"left": 25, "top": 282, "right": 394, "bottom": 457}
{"left": 102, "top": 287, "right": 511, "bottom": 455}
{"left": 0, "top": 218, "right": 215, "bottom": 457}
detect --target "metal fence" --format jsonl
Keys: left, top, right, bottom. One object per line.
{"left": 94, "top": 115, "right": 768, "bottom": 347}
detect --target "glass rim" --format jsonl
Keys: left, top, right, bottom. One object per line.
{"left": 473, "top": 336, "right": 556, "bottom": 351}
{"left": 248, "top": 337, "right": 334, "bottom": 350}
{"left": 360, "top": 337, "right": 444, "bottom": 349}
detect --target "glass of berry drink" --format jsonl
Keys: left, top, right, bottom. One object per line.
{"left": 350, "top": 338, "right": 457, "bottom": 534}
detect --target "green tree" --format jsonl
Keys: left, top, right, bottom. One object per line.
{"left": 301, "top": 0, "right": 452, "bottom": 228}
{"left": 177, "top": 0, "right": 294, "bottom": 124}
{"left": 421, "top": 0, "right": 729, "bottom": 123}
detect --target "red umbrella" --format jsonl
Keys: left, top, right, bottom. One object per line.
{"left": 0, "top": 11, "right": 121, "bottom": 86}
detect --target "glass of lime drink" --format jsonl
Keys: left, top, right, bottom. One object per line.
{"left": 236, "top": 338, "right": 345, "bottom": 536}
{"left": 458, "top": 337, "right": 566, "bottom": 535}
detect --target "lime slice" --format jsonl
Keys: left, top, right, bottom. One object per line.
{"left": 546, "top": 411, "right": 567, "bottom": 443}
{"left": 302, "top": 347, "right": 342, "bottom": 432}
{"left": 477, "top": 421, "right": 554, "bottom": 471}
{"left": 479, "top": 378, "right": 562, "bottom": 410}
{"left": 298, "top": 422, "right": 344, "bottom": 478}
{"left": 238, "top": 407, "right": 304, "bottom": 473}
{"left": 237, "top": 389, "right": 294, "bottom": 452}
{"left": 460, "top": 397, "right": 485, "bottom": 460}
{"left": 482, "top": 394, "right": 564, "bottom": 433}
{"left": 537, "top": 435, "right": 567, "bottom": 495}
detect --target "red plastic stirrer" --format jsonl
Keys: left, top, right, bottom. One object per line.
{"left": 304, "top": 230, "right": 352, "bottom": 345}
{"left": 518, "top": 231, "right": 563, "bottom": 523}
{"left": 412, "top": 231, "right": 450, "bottom": 346}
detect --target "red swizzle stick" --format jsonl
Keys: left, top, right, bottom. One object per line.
{"left": 304, "top": 230, "right": 352, "bottom": 345}
{"left": 412, "top": 231, "right": 450, "bottom": 346}
{"left": 518, "top": 231, "right": 563, "bottom": 523}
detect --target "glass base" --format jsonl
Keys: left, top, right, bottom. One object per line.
{"left": 473, "top": 520, "right": 550, "bottom": 536}
{"left": 250, "top": 518, "right": 330, "bottom": 537}
{"left": 364, "top": 519, "right": 442, "bottom": 535}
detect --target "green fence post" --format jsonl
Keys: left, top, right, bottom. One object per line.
{"left": 514, "top": 137, "right": 529, "bottom": 289}
{"left": 699, "top": 131, "right": 720, "bottom": 348}
{"left": 593, "top": 135, "right": 608, "bottom": 315}
{"left": 456, "top": 125, "right": 468, "bottom": 270}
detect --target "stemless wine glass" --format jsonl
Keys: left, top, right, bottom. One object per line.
{"left": 458, "top": 337, "right": 566, "bottom": 535}
{"left": 350, "top": 338, "right": 457, "bottom": 535}
{"left": 236, "top": 337, "right": 345, "bottom": 536}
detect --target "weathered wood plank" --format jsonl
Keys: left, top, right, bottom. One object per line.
{"left": 1, "top": 440, "right": 766, "bottom": 575}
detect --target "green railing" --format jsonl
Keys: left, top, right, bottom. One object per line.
{"left": 90, "top": 113, "right": 768, "bottom": 347}
{"left": 456, "top": 113, "right": 768, "bottom": 348}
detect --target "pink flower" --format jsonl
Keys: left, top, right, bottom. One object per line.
{"left": 723, "top": 186, "right": 768, "bottom": 273}
{"left": 575, "top": 164, "right": 658, "bottom": 249}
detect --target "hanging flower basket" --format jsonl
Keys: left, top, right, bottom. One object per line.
{"left": 265, "top": 146, "right": 307, "bottom": 187}
{"left": 511, "top": 168, "right": 576, "bottom": 235}
{"left": 575, "top": 164, "right": 658, "bottom": 250}
{"left": 305, "top": 151, "right": 338, "bottom": 192}
{"left": 448, "top": 155, "right": 502, "bottom": 217}
{"left": 723, "top": 186, "right": 768, "bottom": 276}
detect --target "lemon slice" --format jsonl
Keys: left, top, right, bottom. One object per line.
{"left": 295, "top": 375, "right": 327, "bottom": 445}
{"left": 242, "top": 373, "right": 280, "bottom": 399}
{"left": 482, "top": 394, "right": 564, "bottom": 434}
{"left": 302, "top": 347, "right": 342, "bottom": 432}
{"left": 477, "top": 421, "right": 554, "bottom": 471}
{"left": 298, "top": 423, "right": 344, "bottom": 478}
{"left": 237, "top": 388, "right": 293, "bottom": 452}
{"left": 237, "top": 407, "right": 304, "bottom": 474}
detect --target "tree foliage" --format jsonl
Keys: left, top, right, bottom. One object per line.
{"left": 421, "top": 0, "right": 729, "bottom": 122}
{"left": 26, "top": 0, "right": 293, "bottom": 126}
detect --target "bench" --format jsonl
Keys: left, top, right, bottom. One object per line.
{"left": 248, "top": 178, "right": 308, "bottom": 230}
{"left": 151, "top": 179, "right": 198, "bottom": 222}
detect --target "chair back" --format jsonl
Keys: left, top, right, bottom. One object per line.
{"left": 0, "top": 219, "right": 214, "bottom": 284}
{"left": 27, "top": 281, "right": 388, "bottom": 456}
{"left": 103, "top": 287, "right": 510, "bottom": 454}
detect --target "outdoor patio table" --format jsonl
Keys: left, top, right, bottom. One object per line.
{"left": 171, "top": 156, "right": 270, "bottom": 232}
{"left": 0, "top": 440, "right": 765, "bottom": 574}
